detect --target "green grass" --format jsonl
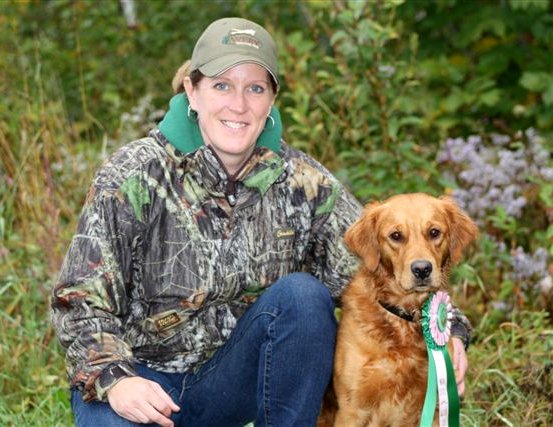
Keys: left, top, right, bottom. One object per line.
{"left": 0, "top": 248, "right": 72, "bottom": 426}
{"left": 462, "top": 311, "right": 553, "bottom": 426}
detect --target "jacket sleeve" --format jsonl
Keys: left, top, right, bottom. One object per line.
{"left": 51, "top": 180, "right": 142, "bottom": 401}
{"left": 307, "top": 181, "right": 362, "bottom": 301}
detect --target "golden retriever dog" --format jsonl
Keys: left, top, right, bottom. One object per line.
{"left": 319, "top": 193, "right": 478, "bottom": 427}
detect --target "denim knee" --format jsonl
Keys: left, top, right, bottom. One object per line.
{"left": 275, "top": 271, "right": 333, "bottom": 301}
{"left": 269, "top": 273, "right": 337, "bottom": 327}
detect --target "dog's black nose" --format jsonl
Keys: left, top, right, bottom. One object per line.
{"left": 411, "top": 260, "right": 433, "bottom": 280}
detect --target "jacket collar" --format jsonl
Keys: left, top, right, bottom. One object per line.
{"left": 151, "top": 129, "right": 286, "bottom": 201}
{"left": 157, "top": 93, "right": 282, "bottom": 155}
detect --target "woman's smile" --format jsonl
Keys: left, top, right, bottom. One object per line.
{"left": 221, "top": 119, "right": 248, "bottom": 130}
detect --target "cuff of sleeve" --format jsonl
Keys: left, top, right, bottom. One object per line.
{"left": 451, "top": 322, "right": 471, "bottom": 350}
{"left": 94, "top": 363, "right": 136, "bottom": 402}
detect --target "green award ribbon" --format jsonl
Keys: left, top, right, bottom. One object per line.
{"left": 420, "top": 291, "right": 460, "bottom": 427}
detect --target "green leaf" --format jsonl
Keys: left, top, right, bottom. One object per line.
{"left": 509, "top": 0, "right": 549, "bottom": 10}
{"left": 358, "top": 19, "right": 381, "bottom": 43}
{"left": 480, "top": 89, "right": 502, "bottom": 107}
{"left": 542, "top": 82, "right": 553, "bottom": 105}
{"left": 330, "top": 29, "right": 349, "bottom": 47}
{"left": 382, "top": 0, "right": 406, "bottom": 9}
{"left": 442, "top": 89, "right": 465, "bottom": 112}
{"left": 519, "top": 71, "right": 551, "bottom": 92}
{"left": 457, "top": 10, "right": 507, "bottom": 47}
{"left": 348, "top": 0, "right": 367, "bottom": 20}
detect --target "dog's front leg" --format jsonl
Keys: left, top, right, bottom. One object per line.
{"left": 334, "top": 406, "right": 368, "bottom": 427}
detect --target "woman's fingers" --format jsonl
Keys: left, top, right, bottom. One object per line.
{"left": 107, "top": 376, "right": 179, "bottom": 426}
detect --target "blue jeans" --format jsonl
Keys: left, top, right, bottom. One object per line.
{"left": 71, "top": 273, "right": 337, "bottom": 426}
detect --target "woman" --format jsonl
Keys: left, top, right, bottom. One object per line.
{"left": 52, "top": 17, "right": 471, "bottom": 427}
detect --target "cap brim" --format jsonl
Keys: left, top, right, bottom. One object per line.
{"left": 198, "top": 54, "right": 279, "bottom": 87}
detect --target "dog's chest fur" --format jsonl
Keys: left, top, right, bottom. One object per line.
{"left": 334, "top": 273, "right": 430, "bottom": 425}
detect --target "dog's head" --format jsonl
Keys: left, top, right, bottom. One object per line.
{"left": 345, "top": 193, "right": 478, "bottom": 295}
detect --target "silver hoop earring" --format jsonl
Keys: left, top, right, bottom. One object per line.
{"left": 187, "top": 105, "right": 198, "bottom": 122}
{"left": 264, "top": 115, "right": 275, "bottom": 130}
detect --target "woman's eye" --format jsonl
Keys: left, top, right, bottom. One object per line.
{"left": 249, "top": 84, "right": 265, "bottom": 94}
{"left": 214, "top": 82, "right": 229, "bottom": 91}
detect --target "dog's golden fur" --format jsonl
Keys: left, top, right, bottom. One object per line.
{"left": 319, "top": 193, "right": 478, "bottom": 427}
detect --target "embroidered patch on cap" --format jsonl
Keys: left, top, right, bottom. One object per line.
{"left": 223, "top": 29, "right": 261, "bottom": 49}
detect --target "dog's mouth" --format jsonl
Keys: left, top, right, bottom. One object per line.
{"left": 403, "top": 277, "right": 440, "bottom": 293}
{"left": 409, "top": 280, "right": 438, "bottom": 292}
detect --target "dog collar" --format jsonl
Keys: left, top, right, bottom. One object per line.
{"left": 378, "top": 300, "right": 417, "bottom": 323}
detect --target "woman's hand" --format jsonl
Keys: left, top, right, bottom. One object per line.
{"left": 451, "top": 337, "right": 468, "bottom": 397}
{"left": 107, "top": 377, "right": 180, "bottom": 426}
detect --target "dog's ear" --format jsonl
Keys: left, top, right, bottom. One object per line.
{"left": 345, "top": 202, "right": 381, "bottom": 271}
{"left": 440, "top": 196, "right": 479, "bottom": 264}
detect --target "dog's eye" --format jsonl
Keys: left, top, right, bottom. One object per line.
{"left": 429, "top": 228, "right": 441, "bottom": 239}
{"left": 389, "top": 231, "right": 402, "bottom": 242}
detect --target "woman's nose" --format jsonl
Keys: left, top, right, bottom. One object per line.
{"left": 229, "top": 91, "right": 247, "bottom": 113}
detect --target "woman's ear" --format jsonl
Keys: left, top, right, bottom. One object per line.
{"left": 183, "top": 76, "right": 197, "bottom": 110}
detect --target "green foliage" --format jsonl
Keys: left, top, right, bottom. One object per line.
{"left": 1, "top": 0, "right": 552, "bottom": 424}
{"left": 278, "top": 1, "right": 443, "bottom": 199}
{"left": 397, "top": 0, "right": 553, "bottom": 134}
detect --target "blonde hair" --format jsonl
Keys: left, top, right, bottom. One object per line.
{"left": 171, "top": 60, "right": 192, "bottom": 94}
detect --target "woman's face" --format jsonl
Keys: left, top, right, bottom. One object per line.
{"left": 184, "top": 63, "right": 276, "bottom": 174}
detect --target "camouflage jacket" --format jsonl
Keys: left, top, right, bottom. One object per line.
{"left": 51, "top": 125, "right": 365, "bottom": 401}
{"left": 52, "top": 96, "right": 472, "bottom": 402}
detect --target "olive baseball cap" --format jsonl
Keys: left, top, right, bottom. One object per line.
{"left": 190, "top": 17, "right": 279, "bottom": 87}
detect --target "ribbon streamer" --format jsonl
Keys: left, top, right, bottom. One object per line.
{"left": 420, "top": 292, "right": 460, "bottom": 427}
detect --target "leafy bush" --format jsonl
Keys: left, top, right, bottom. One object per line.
{"left": 397, "top": 0, "right": 553, "bottom": 135}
